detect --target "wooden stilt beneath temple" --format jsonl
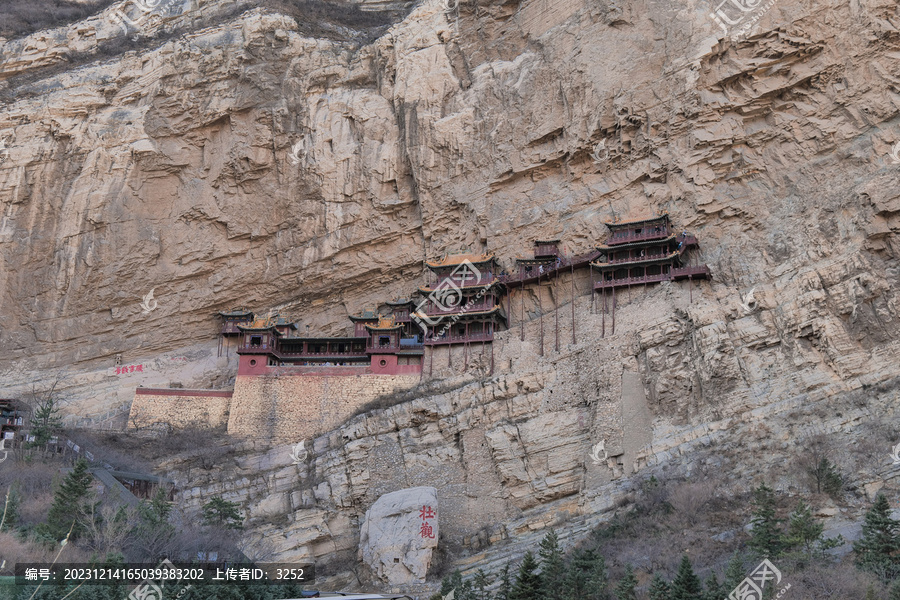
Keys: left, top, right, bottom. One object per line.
{"left": 520, "top": 281, "right": 525, "bottom": 341}
{"left": 554, "top": 275, "right": 559, "bottom": 352}
{"left": 590, "top": 265, "right": 595, "bottom": 314}
{"left": 611, "top": 287, "right": 616, "bottom": 335}
{"left": 601, "top": 286, "right": 606, "bottom": 337}
{"left": 590, "top": 214, "right": 711, "bottom": 316}
{"left": 538, "top": 273, "right": 544, "bottom": 357}
{"left": 489, "top": 341, "right": 494, "bottom": 375}
{"left": 571, "top": 263, "right": 576, "bottom": 345}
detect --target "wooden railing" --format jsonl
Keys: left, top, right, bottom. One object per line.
{"left": 672, "top": 265, "right": 711, "bottom": 278}
{"left": 593, "top": 264, "right": 710, "bottom": 289}
{"left": 424, "top": 332, "right": 494, "bottom": 345}
{"left": 606, "top": 228, "right": 670, "bottom": 245}
{"left": 497, "top": 249, "right": 602, "bottom": 285}
{"left": 419, "top": 301, "right": 497, "bottom": 316}
{"left": 603, "top": 251, "right": 673, "bottom": 266}
{"left": 594, "top": 273, "right": 672, "bottom": 289}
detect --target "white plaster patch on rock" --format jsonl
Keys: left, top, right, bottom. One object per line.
{"left": 359, "top": 486, "right": 438, "bottom": 585}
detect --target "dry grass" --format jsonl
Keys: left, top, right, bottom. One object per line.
{"left": 0, "top": 0, "right": 117, "bottom": 38}
{"left": 586, "top": 475, "right": 750, "bottom": 579}
{"left": 790, "top": 564, "right": 888, "bottom": 600}
{"left": 351, "top": 378, "right": 477, "bottom": 418}
{"left": 67, "top": 425, "right": 233, "bottom": 470}
{"left": 0, "top": 530, "right": 92, "bottom": 569}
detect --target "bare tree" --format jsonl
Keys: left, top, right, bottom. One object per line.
{"left": 79, "top": 501, "right": 139, "bottom": 558}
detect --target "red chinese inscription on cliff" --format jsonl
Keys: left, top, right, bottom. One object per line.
{"left": 419, "top": 505, "right": 436, "bottom": 539}
{"left": 116, "top": 364, "right": 143, "bottom": 375}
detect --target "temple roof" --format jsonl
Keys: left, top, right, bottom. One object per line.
{"left": 515, "top": 257, "right": 558, "bottom": 265}
{"left": 237, "top": 318, "right": 280, "bottom": 332}
{"left": 386, "top": 298, "right": 414, "bottom": 306}
{"left": 365, "top": 316, "right": 403, "bottom": 331}
{"left": 348, "top": 309, "right": 380, "bottom": 322}
{"left": 412, "top": 305, "right": 504, "bottom": 320}
{"left": 417, "top": 280, "right": 502, "bottom": 294}
{"left": 591, "top": 251, "right": 680, "bottom": 268}
{"left": 425, "top": 252, "right": 495, "bottom": 269}
{"left": 604, "top": 213, "right": 670, "bottom": 228}
{"left": 218, "top": 308, "right": 253, "bottom": 317}
{"left": 597, "top": 234, "right": 676, "bottom": 251}
{"left": 273, "top": 316, "right": 298, "bottom": 329}
{"left": 533, "top": 239, "right": 561, "bottom": 245}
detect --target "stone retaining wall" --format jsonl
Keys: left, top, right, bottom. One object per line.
{"left": 227, "top": 374, "right": 421, "bottom": 443}
{"left": 129, "top": 388, "right": 233, "bottom": 429}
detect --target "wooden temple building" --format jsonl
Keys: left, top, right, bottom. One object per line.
{"left": 219, "top": 212, "right": 709, "bottom": 376}
{"left": 591, "top": 214, "right": 710, "bottom": 289}
{"left": 0, "top": 399, "right": 24, "bottom": 442}
{"left": 590, "top": 213, "right": 710, "bottom": 335}
{"left": 412, "top": 253, "right": 507, "bottom": 345}
{"left": 224, "top": 311, "right": 424, "bottom": 377}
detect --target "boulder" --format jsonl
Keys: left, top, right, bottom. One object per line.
{"left": 359, "top": 486, "right": 438, "bottom": 585}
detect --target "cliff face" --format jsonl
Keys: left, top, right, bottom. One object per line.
{"left": 1, "top": 0, "right": 900, "bottom": 590}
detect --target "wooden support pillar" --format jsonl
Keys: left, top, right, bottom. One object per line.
{"left": 689, "top": 274, "right": 693, "bottom": 303}
{"left": 590, "top": 265, "right": 595, "bottom": 314}
{"left": 506, "top": 286, "right": 511, "bottom": 328}
{"left": 601, "top": 285, "right": 606, "bottom": 337}
{"left": 490, "top": 341, "right": 494, "bottom": 375}
{"left": 539, "top": 273, "right": 544, "bottom": 357}
{"left": 448, "top": 341, "right": 452, "bottom": 367}
{"left": 464, "top": 322, "right": 469, "bottom": 370}
{"left": 520, "top": 280, "right": 525, "bottom": 341}
{"left": 429, "top": 345, "right": 433, "bottom": 377}
{"left": 612, "top": 287, "right": 616, "bottom": 335}
{"left": 554, "top": 274, "right": 559, "bottom": 352}
{"left": 571, "top": 263, "right": 576, "bottom": 345}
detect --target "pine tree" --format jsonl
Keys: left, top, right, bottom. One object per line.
{"left": 854, "top": 494, "right": 900, "bottom": 581}
{"left": 701, "top": 573, "right": 725, "bottom": 600}
{"left": 584, "top": 550, "right": 609, "bottom": 600}
{"left": 510, "top": 551, "right": 542, "bottom": 600}
{"left": 670, "top": 556, "right": 703, "bottom": 600}
{"left": 614, "top": 565, "right": 638, "bottom": 600}
{"left": 44, "top": 458, "right": 94, "bottom": 540}
{"left": 440, "top": 569, "right": 463, "bottom": 599}
{"left": 29, "top": 388, "right": 64, "bottom": 447}
{"left": 748, "top": 484, "right": 785, "bottom": 558}
{"left": 539, "top": 530, "right": 566, "bottom": 600}
{"left": 473, "top": 569, "right": 492, "bottom": 600}
{"left": 440, "top": 569, "right": 475, "bottom": 600}
{"left": 648, "top": 573, "right": 671, "bottom": 600}
{"left": 563, "top": 546, "right": 606, "bottom": 600}
{"left": 495, "top": 563, "right": 512, "bottom": 600}
{"left": 786, "top": 499, "right": 824, "bottom": 560}
{"left": 201, "top": 496, "right": 243, "bottom": 530}
{"left": 809, "top": 457, "right": 843, "bottom": 497}
{"left": 723, "top": 553, "right": 746, "bottom": 593}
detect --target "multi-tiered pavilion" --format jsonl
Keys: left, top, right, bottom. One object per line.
{"left": 229, "top": 312, "right": 423, "bottom": 377}
{"left": 591, "top": 214, "right": 710, "bottom": 289}
{"left": 412, "top": 253, "right": 507, "bottom": 345}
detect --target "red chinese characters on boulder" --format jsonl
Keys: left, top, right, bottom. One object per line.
{"left": 419, "top": 505, "right": 436, "bottom": 539}
{"left": 115, "top": 364, "right": 144, "bottom": 375}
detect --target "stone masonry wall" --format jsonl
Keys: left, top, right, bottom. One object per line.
{"left": 129, "top": 388, "right": 233, "bottom": 429}
{"left": 227, "top": 374, "right": 421, "bottom": 444}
